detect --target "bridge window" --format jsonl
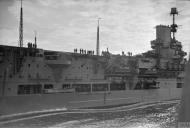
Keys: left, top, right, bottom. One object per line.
{"left": 44, "top": 84, "right": 53, "bottom": 89}
{"left": 177, "top": 83, "right": 182, "bottom": 88}
{"left": 92, "top": 84, "right": 108, "bottom": 91}
{"left": 17, "top": 84, "right": 42, "bottom": 95}
{"left": 110, "top": 83, "right": 125, "bottom": 90}
{"left": 62, "top": 84, "right": 70, "bottom": 89}
{"left": 72, "top": 84, "right": 90, "bottom": 92}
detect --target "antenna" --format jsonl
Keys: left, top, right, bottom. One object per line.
{"left": 34, "top": 30, "right": 37, "bottom": 48}
{"left": 170, "top": 7, "right": 178, "bottom": 40}
{"left": 96, "top": 18, "right": 101, "bottom": 56}
{"left": 19, "top": 0, "right": 23, "bottom": 47}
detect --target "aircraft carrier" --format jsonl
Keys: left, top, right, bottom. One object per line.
{"left": 0, "top": 1, "right": 187, "bottom": 116}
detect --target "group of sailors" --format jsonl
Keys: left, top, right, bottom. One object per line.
{"left": 74, "top": 48, "right": 95, "bottom": 55}
{"left": 27, "top": 42, "right": 37, "bottom": 49}
{"left": 121, "top": 51, "right": 133, "bottom": 56}
{"left": 26, "top": 42, "right": 38, "bottom": 57}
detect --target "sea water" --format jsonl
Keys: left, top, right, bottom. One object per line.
{"left": 0, "top": 101, "right": 179, "bottom": 128}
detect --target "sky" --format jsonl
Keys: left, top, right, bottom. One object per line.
{"left": 0, "top": 0, "right": 190, "bottom": 56}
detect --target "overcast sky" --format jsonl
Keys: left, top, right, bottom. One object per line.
{"left": 0, "top": 0, "right": 190, "bottom": 55}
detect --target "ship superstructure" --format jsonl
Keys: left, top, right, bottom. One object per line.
{"left": 137, "top": 7, "right": 187, "bottom": 88}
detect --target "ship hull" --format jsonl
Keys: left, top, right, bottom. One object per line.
{"left": 0, "top": 88, "right": 182, "bottom": 116}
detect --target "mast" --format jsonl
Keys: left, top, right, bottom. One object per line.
{"left": 96, "top": 18, "right": 101, "bottom": 56}
{"left": 34, "top": 30, "right": 37, "bottom": 48}
{"left": 170, "top": 7, "right": 178, "bottom": 40}
{"left": 16, "top": 0, "right": 24, "bottom": 72}
{"left": 19, "top": 0, "right": 23, "bottom": 47}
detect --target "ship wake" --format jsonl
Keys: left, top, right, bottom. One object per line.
{"left": 0, "top": 100, "right": 179, "bottom": 126}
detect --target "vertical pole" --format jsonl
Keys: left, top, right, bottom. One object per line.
{"left": 103, "top": 84, "right": 107, "bottom": 105}
{"left": 17, "top": 0, "right": 24, "bottom": 72}
{"left": 172, "top": 14, "right": 175, "bottom": 39}
{"left": 2, "top": 69, "right": 7, "bottom": 96}
{"left": 108, "top": 83, "right": 110, "bottom": 92}
{"left": 90, "top": 83, "right": 93, "bottom": 93}
{"left": 34, "top": 31, "right": 37, "bottom": 48}
{"left": 96, "top": 18, "right": 101, "bottom": 56}
{"left": 104, "top": 91, "right": 106, "bottom": 105}
{"left": 19, "top": 0, "right": 23, "bottom": 48}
